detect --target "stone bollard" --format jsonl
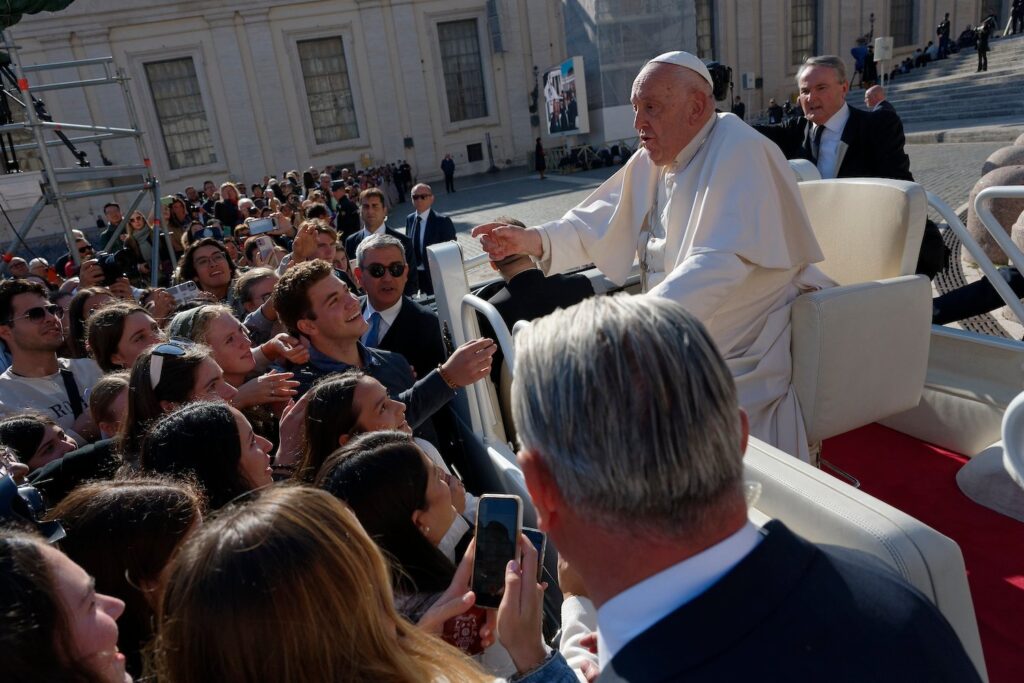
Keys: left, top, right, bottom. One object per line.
{"left": 966, "top": 166, "right": 1024, "bottom": 265}
{"left": 983, "top": 147, "right": 1024, "bottom": 175}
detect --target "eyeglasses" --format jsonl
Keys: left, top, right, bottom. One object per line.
{"left": 365, "top": 262, "right": 406, "bottom": 278}
{"left": 412, "top": 194, "right": 432, "bottom": 200}
{"left": 5, "top": 303, "right": 63, "bottom": 325}
{"left": 149, "top": 339, "right": 192, "bottom": 389}
{"left": 194, "top": 252, "right": 228, "bottom": 269}
{"left": 130, "top": 215, "right": 144, "bottom": 223}
{"left": 78, "top": 245, "right": 94, "bottom": 255}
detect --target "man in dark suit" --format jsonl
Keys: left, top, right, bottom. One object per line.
{"left": 406, "top": 183, "right": 456, "bottom": 296}
{"left": 513, "top": 297, "right": 980, "bottom": 683}
{"left": 754, "top": 56, "right": 911, "bottom": 182}
{"left": 331, "top": 181, "right": 361, "bottom": 240}
{"left": 344, "top": 187, "right": 418, "bottom": 296}
{"left": 864, "top": 84, "right": 897, "bottom": 114}
{"left": 483, "top": 218, "right": 594, "bottom": 333}
{"left": 754, "top": 55, "right": 947, "bottom": 277}
{"left": 353, "top": 233, "right": 445, "bottom": 379}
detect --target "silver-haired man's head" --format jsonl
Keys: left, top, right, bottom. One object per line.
{"left": 512, "top": 294, "right": 746, "bottom": 538}
{"left": 355, "top": 233, "right": 406, "bottom": 269}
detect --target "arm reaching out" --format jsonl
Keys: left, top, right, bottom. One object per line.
{"left": 471, "top": 222, "right": 544, "bottom": 262}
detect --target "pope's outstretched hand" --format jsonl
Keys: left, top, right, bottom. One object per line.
{"left": 471, "top": 222, "right": 544, "bottom": 262}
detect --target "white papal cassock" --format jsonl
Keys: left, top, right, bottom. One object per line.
{"left": 534, "top": 112, "right": 834, "bottom": 461}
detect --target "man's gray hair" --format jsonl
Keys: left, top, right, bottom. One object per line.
{"left": 512, "top": 295, "right": 743, "bottom": 537}
{"left": 356, "top": 233, "right": 406, "bottom": 267}
{"left": 797, "top": 55, "right": 847, "bottom": 84}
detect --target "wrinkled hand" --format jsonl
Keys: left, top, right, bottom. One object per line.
{"left": 108, "top": 277, "right": 134, "bottom": 300}
{"left": 275, "top": 390, "right": 312, "bottom": 468}
{"left": 440, "top": 338, "right": 496, "bottom": 387}
{"left": 557, "top": 554, "right": 588, "bottom": 599}
{"left": 496, "top": 534, "right": 548, "bottom": 674}
{"left": 471, "top": 222, "right": 544, "bottom": 262}
{"left": 261, "top": 333, "right": 309, "bottom": 365}
{"left": 78, "top": 259, "right": 104, "bottom": 287}
{"left": 232, "top": 370, "right": 298, "bottom": 409}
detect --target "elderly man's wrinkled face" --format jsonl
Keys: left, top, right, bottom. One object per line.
{"left": 798, "top": 65, "right": 849, "bottom": 125}
{"left": 631, "top": 63, "right": 705, "bottom": 166}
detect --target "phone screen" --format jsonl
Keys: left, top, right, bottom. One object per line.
{"left": 523, "top": 527, "right": 547, "bottom": 581}
{"left": 248, "top": 217, "right": 276, "bottom": 235}
{"left": 472, "top": 495, "right": 521, "bottom": 609}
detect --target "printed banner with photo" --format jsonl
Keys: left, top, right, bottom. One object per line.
{"left": 543, "top": 56, "right": 589, "bottom": 136}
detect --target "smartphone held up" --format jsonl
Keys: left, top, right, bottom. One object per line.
{"left": 471, "top": 494, "right": 523, "bottom": 610}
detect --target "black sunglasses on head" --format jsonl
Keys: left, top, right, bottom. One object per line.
{"left": 366, "top": 263, "right": 406, "bottom": 278}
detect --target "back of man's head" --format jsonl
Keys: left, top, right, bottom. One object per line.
{"left": 490, "top": 217, "right": 533, "bottom": 276}
{"left": 512, "top": 295, "right": 743, "bottom": 537}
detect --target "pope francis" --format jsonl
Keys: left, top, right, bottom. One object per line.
{"left": 472, "top": 51, "right": 833, "bottom": 461}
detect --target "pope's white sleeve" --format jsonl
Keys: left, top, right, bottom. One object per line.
{"left": 559, "top": 596, "right": 599, "bottom": 682}
{"left": 647, "top": 251, "right": 754, "bottom": 320}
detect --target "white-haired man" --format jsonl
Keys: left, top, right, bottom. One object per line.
{"left": 513, "top": 295, "right": 980, "bottom": 681}
{"left": 474, "top": 51, "right": 828, "bottom": 461}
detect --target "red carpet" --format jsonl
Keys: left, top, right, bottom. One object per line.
{"left": 824, "top": 424, "right": 1024, "bottom": 683}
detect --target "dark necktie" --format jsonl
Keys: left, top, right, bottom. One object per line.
{"left": 811, "top": 124, "right": 824, "bottom": 164}
{"left": 414, "top": 216, "right": 423, "bottom": 262}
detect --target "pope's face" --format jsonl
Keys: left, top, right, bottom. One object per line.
{"left": 631, "top": 63, "right": 696, "bottom": 166}
{"left": 798, "top": 65, "right": 848, "bottom": 125}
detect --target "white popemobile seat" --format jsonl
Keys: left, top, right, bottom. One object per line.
{"left": 790, "top": 178, "right": 931, "bottom": 451}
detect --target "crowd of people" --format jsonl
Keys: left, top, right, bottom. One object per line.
{"left": 0, "top": 45, "right": 985, "bottom": 683}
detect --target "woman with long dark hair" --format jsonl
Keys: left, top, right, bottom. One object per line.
{"left": 48, "top": 477, "right": 203, "bottom": 678}
{"left": 139, "top": 400, "right": 273, "bottom": 510}
{"left": 0, "top": 529, "right": 131, "bottom": 682}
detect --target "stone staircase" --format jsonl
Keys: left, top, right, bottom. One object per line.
{"left": 845, "top": 32, "right": 1024, "bottom": 125}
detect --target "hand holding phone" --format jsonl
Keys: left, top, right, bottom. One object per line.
{"left": 495, "top": 531, "right": 548, "bottom": 675}
{"left": 471, "top": 494, "right": 523, "bottom": 609}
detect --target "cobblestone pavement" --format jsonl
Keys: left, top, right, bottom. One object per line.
{"left": 908, "top": 141, "right": 1005, "bottom": 213}
{"left": 395, "top": 139, "right": 1009, "bottom": 286}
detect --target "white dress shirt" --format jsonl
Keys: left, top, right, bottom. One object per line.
{"left": 362, "top": 297, "right": 403, "bottom": 344}
{"left": 596, "top": 522, "right": 763, "bottom": 670}
{"left": 815, "top": 102, "right": 850, "bottom": 179}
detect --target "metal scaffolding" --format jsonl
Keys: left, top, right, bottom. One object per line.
{"left": 0, "top": 30, "right": 176, "bottom": 285}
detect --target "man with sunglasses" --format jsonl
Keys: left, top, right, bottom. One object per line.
{"left": 0, "top": 280, "right": 103, "bottom": 445}
{"left": 354, "top": 235, "right": 446, "bottom": 380}
{"left": 405, "top": 183, "right": 456, "bottom": 296}
{"left": 343, "top": 188, "right": 418, "bottom": 296}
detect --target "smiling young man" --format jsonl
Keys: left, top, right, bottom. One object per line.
{"left": 0, "top": 279, "right": 103, "bottom": 445}
{"left": 272, "top": 260, "right": 494, "bottom": 433}
{"left": 354, "top": 234, "right": 447, "bottom": 379}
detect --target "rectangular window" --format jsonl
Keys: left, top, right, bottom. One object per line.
{"left": 695, "top": 0, "right": 715, "bottom": 60}
{"left": 297, "top": 36, "right": 360, "bottom": 144}
{"left": 791, "top": 0, "right": 818, "bottom": 65}
{"left": 144, "top": 58, "right": 216, "bottom": 170}
{"left": 889, "top": 0, "right": 915, "bottom": 48}
{"left": 466, "top": 142, "right": 483, "bottom": 163}
{"left": 438, "top": 19, "right": 488, "bottom": 122}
